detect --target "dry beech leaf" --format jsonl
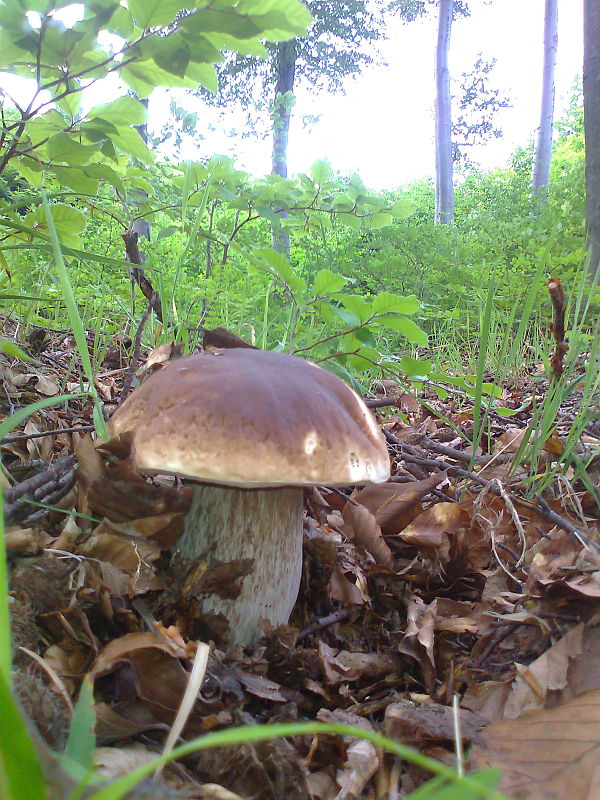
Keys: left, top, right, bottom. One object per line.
{"left": 328, "top": 567, "right": 366, "bottom": 605}
{"left": 342, "top": 502, "right": 392, "bottom": 565}
{"left": 385, "top": 698, "right": 486, "bottom": 748}
{"left": 397, "top": 596, "right": 436, "bottom": 694}
{"left": 89, "top": 632, "right": 193, "bottom": 679}
{"left": 470, "top": 689, "right": 600, "bottom": 800}
{"left": 399, "top": 502, "right": 469, "bottom": 550}
{"left": 502, "top": 623, "right": 584, "bottom": 719}
{"left": 318, "top": 641, "right": 401, "bottom": 685}
{"left": 352, "top": 472, "right": 446, "bottom": 535}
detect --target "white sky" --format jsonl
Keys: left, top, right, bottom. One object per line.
{"left": 166, "top": 0, "right": 584, "bottom": 191}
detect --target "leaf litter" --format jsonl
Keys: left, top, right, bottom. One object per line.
{"left": 1, "top": 322, "right": 599, "bottom": 800}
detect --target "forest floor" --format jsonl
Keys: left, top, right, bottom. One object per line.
{"left": 2, "top": 318, "right": 600, "bottom": 800}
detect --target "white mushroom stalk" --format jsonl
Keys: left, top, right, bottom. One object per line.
{"left": 109, "top": 348, "right": 390, "bottom": 645}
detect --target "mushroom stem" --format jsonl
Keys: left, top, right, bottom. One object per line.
{"left": 176, "top": 485, "right": 304, "bottom": 645}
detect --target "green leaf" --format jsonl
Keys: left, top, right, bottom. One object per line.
{"left": 204, "top": 31, "right": 267, "bottom": 57}
{"left": 339, "top": 294, "right": 371, "bottom": 323}
{"left": 27, "top": 109, "right": 67, "bottom": 146}
{"left": 371, "top": 292, "right": 420, "bottom": 315}
{"left": 405, "top": 768, "right": 502, "bottom": 799}
{"left": 83, "top": 163, "right": 125, "bottom": 194}
{"left": 120, "top": 58, "right": 197, "bottom": 96}
{"left": 157, "top": 226, "right": 179, "bottom": 240}
{"left": 313, "top": 269, "right": 348, "bottom": 297}
{"left": 185, "top": 61, "right": 218, "bottom": 92}
{"left": 390, "top": 198, "right": 418, "bottom": 219}
{"left": 494, "top": 406, "right": 520, "bottom": 417}
{"left": 397, "top": 357, "right": 432, "bottom": 378}
{"left": 344, "top": 342, "right": 380, "bottom": 372}
{"left": 49, "top": 166, "right": 99, "bottom": 194}
{"left": 337, "top": 213, "right": 362, "bottom": 230}
{"left": 364, "top": 212, "right": 393, "bottom": 229}
{"left": 254, "top": 247, "right": 306, "bottom": 295}
{"left": 47, "top": 132, "right": 99, "bottom": 166}
{"left": 310, "top": 159, "right": 333, "bottom": 185}
{"left": 128, "top": 0, "right": 193, "bottom": 27}
{"left": 88, "top": 96, "right": 149, "bottom": 126}
{"left": 180, "top": 9, "right": 263, "bottom": 37}
{"left": 26, "top": 203, "right": 86, "bottom": 249}
{"left": 65, "top": 678, "right": 96, "bottom": 768}
{"left": 142, "top": 34, "right": 191, "bottom": 77}
{"left": 13, "top": 158, "right": 43, "bottom": 188}
{"left": 376, "top": 315, "right": 428, "bottom": 346}
{"left": 109, "top": 126, "right": 154, "bottom": 164}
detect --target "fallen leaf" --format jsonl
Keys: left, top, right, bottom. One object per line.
{"left": 471, "top": 689, "right": 600, "bottom": 800}
{"left": 342, "top": 501, "right": 391, "bottom": 565}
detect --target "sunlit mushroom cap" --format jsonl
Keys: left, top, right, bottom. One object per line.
{"left": 109, "top": 348, "right": 390, "bottom": 488}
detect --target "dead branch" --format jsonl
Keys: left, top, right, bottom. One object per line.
{"left": 122, "top": 229, "right": 163, "bottom": 323}
{"left": 3, "top": 455, "right": 76, "bottom": 525}
{"left": 548, "top": 277, "right": 568, "bottom": 380}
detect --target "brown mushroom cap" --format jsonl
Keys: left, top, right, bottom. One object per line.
{"left": 109, "top": 348, "right": 390, "bottom": 487}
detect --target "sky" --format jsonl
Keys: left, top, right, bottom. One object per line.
{"left": 165, "top": 0, "right": 584, "bottom": 191}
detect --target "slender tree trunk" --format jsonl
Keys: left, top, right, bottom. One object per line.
{"left": 271, "top": 40, "right": 297, "bottom": 256}
{"left": 584, "top": 0, "right": 600, "bottom": 277}
{"left": 434, "top": 0, "right": 454, "bottom": 225}
{"left": 531, "top": 0, "right": 558, "bottom": 200}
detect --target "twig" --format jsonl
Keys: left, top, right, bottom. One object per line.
{"left": 116, "top": 292, "right": 156, "bottom": 408}
{"left": 384, "top": 429, "right": 600, "bottom": 551}
{"left": 3, "top": 455, "right": 76, "bottom": 525}
{"left": 417, "top": 435, "right": 512, "bottom": 466}
{"left": 122, "top": 230, "right": 163, "bottom": 322}
{"left": 548, "top": 277, "right": 568, "bottom": 380}
{"left": 2, "top": 425, "right": 95, "bottom": 444}
{"left": 296, "top": 607, "right": 351, "bottom": 642}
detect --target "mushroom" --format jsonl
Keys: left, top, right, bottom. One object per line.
{"left": 108, "top": 348, "right": 390, "bottom": 644}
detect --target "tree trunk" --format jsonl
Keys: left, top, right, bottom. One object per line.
{"left": 271, "top": 40, "right": 297, "bottom": 256}
{"left": 176, "top": 485, "right": 304, "bottom": 645}
{"left": 531, "top": 0, "right": 559, "bottom": 200}
{"left": 584, "top": 0, "right": 600, "bottom": 277}
{"left": 434, "top": 0, "right": 454, "bottom": 225}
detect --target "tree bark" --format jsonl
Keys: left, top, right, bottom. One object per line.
{"left": 271, "top": 40, "right": 297, "bottom": 256}
{"left": 531, "top": 0, "right": 558, "bottom": 200}
{"left": 584, "top": 0, "right": 600, "bottom": 277}
{"left": 434, "top": 0, "right": 454, "bottom": 225}
{"left": 176, "top": 485, "right": 304, "bottom": 645}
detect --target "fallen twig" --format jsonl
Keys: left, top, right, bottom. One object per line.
{"left": 3, "top": 454, "right": 76, "bottom": 525}
{"left": 296, "top": 607, "right": 351, "bottom": 641}
{"left": 2, "top": 424, "right": 95, "bottom": 444}
{"left": 384, "top": 429, "right": 600, "bottom": 552}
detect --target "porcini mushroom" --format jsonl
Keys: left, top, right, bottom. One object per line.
{"left": 109, "top": 348, "right": 390, "bottom": 644}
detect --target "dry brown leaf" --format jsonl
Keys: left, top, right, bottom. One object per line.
{"left": 397, "top": 596, "right": 436, "bottom": 693}
{"left": 399, "top": 502, "right": 469, "bottom": 550}
{"left": 502, "top": 623, "right": 584, "bottom": 718}
{"left": 470, "top": 689, "right": 600, "bottom": 800}
{"left": 328, "top": 567, "right": 366, "bottom": 605}
{"left": 385, "top": 698, "right": 486, "bottom": 748}
{"left": 341, "top": 501, "right": 392, "bottom": 565}
{"left": 89, "top": 631, "right": 193, "bottom": 680}
{"left": 352, "top": 472, "right": 446, "bottom": 535}
{"left": 4, "top": 526, "right": 54, "bottom": 554}
{"left": 318, "top": 641, "right": 401, "bottom": 685}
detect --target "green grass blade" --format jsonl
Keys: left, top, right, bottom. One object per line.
{"left": 87, "top": 722, "right": 510, "bottom": 800}
{"left": 65, "top": 678, "right": 96, "bottom": 769}
{"left": 0, "top": 671, "right": 47, "bottom": 800}
{"left": 41, "top": 193, "right": 108, "bottom": 441}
